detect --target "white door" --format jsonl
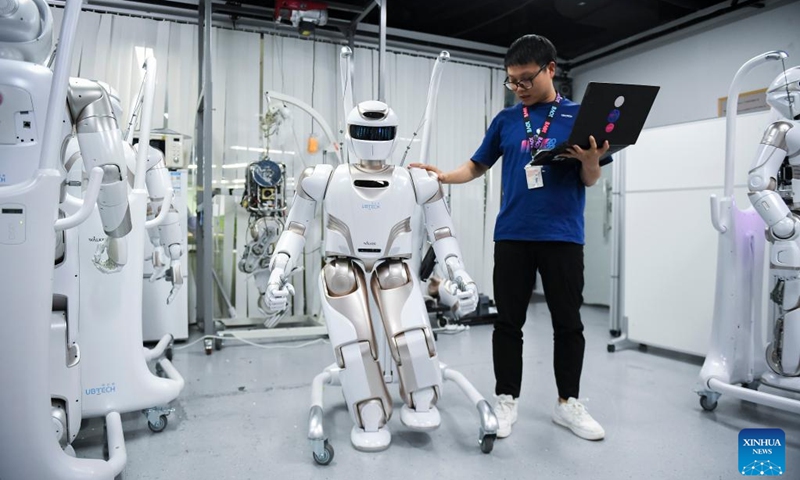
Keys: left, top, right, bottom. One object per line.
{"left": 583, "top": 166, "right": 613, "bottom": 306}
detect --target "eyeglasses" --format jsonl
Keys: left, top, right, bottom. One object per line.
{"left": 503, "top": 64, "right": 548, "bottom": 91}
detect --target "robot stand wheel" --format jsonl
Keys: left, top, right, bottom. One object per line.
{"left": 480, "top": 433, "right": 496, "bottom": 454}
{"left": 215, "top": 338, "right": 223, "bottom": 351}
{"left": 148, "top": 414, "right": 169, "bottom": 433}
{"left": 699, "top": 395, "right": 718, "bottom": 412}
{"left": 204, "top": 338, "right": 213, "bottom": 355}
{"left": 312, "top": 439, "right": 334, "bottom": 466}
{"left": 607, "top": 344, "right": 615, "bottom": 353}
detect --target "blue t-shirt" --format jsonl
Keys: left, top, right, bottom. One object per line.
{"left": 473, "top": 98, "right": 595, "bottom": 245}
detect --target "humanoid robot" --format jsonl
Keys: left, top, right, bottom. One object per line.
{"left": 747, "top": 66, "right": 800, "bottom": 383}
{"left": 698, "top": 54, "right": 800, "bottom": 415}
{"left": 1, "top": 0, "right": 127, "bottom": 477}
{"left": 265, "top": 99, "right": 480, "bottom": 452}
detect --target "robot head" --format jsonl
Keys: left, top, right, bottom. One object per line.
{"left": 346, "top": 100, "right": 398, "bottom": 163}
{"left": 767, "top": 66, "right": 800, "bottom": 120}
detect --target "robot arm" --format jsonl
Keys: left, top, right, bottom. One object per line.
{"left": 749, "top": 122, "right": 799, "bottom": 240}
{"left": 137, "top": 145, "right": 184, "bottom": 303}
{"left": 67, "top": 78, "right": 132, "bottom": 273}
{"left": 264, "top": 164, "right": 333, "bottom": 312}
{"left": 411, "top": 168, "right": 478, "bottom": 316}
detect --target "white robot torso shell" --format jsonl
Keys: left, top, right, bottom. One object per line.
{"left": 321, "top": 164, "right": 416, "bottom": 269}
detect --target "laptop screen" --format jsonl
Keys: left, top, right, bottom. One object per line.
{"left": 568, "top": 82, "right": 660, "bottom": 148}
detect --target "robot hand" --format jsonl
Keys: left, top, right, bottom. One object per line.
{"left": 450, "top": 272, "right": 478, "bottom": 317}
{"left": 149, "top": 245, "right": 168, "bottom": 282}
{"left": 92, "top": 236, "right": 127, "bottom": 274}
{"left": 166, "top": 260, "right": 184, "bottom": 304}
{"left": 264, "top": 267, "right": 295, "bottom": 313}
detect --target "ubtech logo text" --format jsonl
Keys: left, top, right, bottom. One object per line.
{"left": 85, "top": 383, "right": 116, "bottom": 396}
{"left": 362, "top": 202, "right": 380, "bottom": 211}
{"left": 739, "top": 428, "right": 785, "bottom": 476}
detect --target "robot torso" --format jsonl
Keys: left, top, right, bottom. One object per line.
{"left": 323, "top": 164, "right": 415, "bottom": 269}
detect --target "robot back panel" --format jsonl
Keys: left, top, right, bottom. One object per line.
{"left": 323, "top": 164, "right": 415, "bottom": 267}
{"left": 0, "top": 61, "right": 62, "bottom": 186}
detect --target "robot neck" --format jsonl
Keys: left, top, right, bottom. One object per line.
{"left": 358, "top": 159, "right": 388, "bottom": 171}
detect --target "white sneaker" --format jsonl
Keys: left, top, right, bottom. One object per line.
{"left": 494, "top": 394, "right": 518, "bottom": 438}
{"left": 552, "top": 397, "right": 605, "bottom": 440}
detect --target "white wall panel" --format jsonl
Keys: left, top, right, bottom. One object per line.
{"left": 622, "top": 111, "right": 772, "bottom": 356}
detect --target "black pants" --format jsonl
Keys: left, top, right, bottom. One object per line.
{"left": 493, "top": 240, "right": 585, "bottom": 400}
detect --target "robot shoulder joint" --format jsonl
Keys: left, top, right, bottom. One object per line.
{"left": 761, "top": 121, "right": 794, "bottom": 151}
{"left": 298, "top": 164, "right": 334, "bottom": 201}
{"left": 409, "top": 167, "right": 443, "bottom": 205}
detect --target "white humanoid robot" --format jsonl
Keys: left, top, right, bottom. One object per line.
{"left": 265, "top": 99, "right": 489, "bottom": 457}
{"left": 747, "top": 66, "right": 800, "bottom": 382}
{"left": 1, "top": 0, "right": 127, "bottom": 478}
{"left": 699, "top": 52, "right": 800, "bottom": 415}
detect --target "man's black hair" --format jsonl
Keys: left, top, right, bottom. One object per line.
{"left": 504, "top": 34, "right": 557, "bottom": 68}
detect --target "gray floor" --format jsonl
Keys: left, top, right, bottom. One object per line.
{"left": 74, "top": 301, "right": 800, "bottom": 479}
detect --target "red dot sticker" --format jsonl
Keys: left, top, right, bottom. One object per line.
{"left": 605, "top": 123, "right": 615, "bottom": 133}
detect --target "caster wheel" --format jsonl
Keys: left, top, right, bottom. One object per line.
{"left": 610, "top": 329, "right": 621, "bottom": 338}
{"left": 214, "top": 338, "right": 223, "bottom": 351}
{"left": 480, "top": 433, "right": 496, "bottom": 454}
{"left": 437, "top": 316, "right": 447, "bottom": 328}
{"left": 148, "top": 415, "right": 168, "bottom": 433}
{"left": 204, "top": 338, "right": 213, "bottom": 355}
{"left": 638, "top": 344, "right": 648, "bottom": 352}
{"left": 166, "top": 347, "right": 173, "bottom": 362}
{"left": 699, "top": 395, "right": 718, "bottom": 412}
{"left": 607, "top": 344, "right": 615, "bottom": 353}
{"left": 313, "top": 440, "right": 334, "bottom": 466}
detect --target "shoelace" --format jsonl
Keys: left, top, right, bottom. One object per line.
{"left": 566, "top": 401, "right": 589, "bottom": 419}
{"left": 497, "top": 399, "right": 515, "bottom": 416}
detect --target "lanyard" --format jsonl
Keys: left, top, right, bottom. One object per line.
{"left": 522, "top": 93, "right": 562, "bottom": 163}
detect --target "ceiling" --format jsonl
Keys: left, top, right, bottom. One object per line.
{"left": 86, "top": 0, "right": 770, "bottom": 68}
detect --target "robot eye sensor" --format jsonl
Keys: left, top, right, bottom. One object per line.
{"left": 357, "top": 103, "right": 389, "bottom": 120}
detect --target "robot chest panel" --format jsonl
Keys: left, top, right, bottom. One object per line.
{"left": 323, "top": 165, "right": 415, "bottom": 258}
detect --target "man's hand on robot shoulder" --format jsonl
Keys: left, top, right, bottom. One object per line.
{"left": 408, "top": 163, "right": 445, "bottom": 182}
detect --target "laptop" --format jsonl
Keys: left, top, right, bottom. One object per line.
{"left": 531, "top": 82, "right": 660, "bottom": 166}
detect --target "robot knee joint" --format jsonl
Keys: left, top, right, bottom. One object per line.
{"left": 375, "top": 260, "right": 410, "bottom": 290}
{"left": 323, "top": 258, "right": 358, "bottom": 296}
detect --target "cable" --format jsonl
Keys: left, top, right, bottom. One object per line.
{"left": 780, "top": 56, "right": 795, "bottom": 120}
{"left": 173, "top": 334, "right": 328, "bottom": 351}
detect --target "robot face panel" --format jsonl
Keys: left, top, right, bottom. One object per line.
{"left": 767, "top": 66, "right": 800, "bottom": 120}
{"left": 346, "top": 100, "right": 398, "bottom": 162}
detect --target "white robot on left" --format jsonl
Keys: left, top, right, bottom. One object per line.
{"left": 0, "top": 0, "right": 128, "bottom": 478}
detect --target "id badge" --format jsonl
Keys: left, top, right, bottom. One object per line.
{"left": 524, "top": 164, "right": 544, "bottom": 189}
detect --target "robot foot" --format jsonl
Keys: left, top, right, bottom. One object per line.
{"left": 400, "top": 404, "right": 441, "bottom": 431}
{"left": 350, "top": 425, "right": 391, "bottom": 452}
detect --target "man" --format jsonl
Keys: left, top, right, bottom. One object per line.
{"left": 410, "top": 34, "right": 609, "bottom": 440}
